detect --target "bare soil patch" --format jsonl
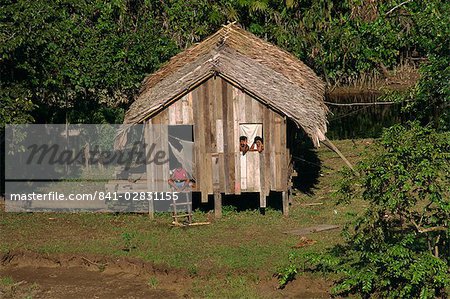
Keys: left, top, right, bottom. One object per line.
{"left": 259, "top": 275, "right": 331, "bottom": 298}
{"left": 0, "top": 251, "right": 191, "bottom": 298}
{"left": 0, "top": 251, "right": 333, "bottom": 298}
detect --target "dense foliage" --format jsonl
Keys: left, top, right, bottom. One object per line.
{"left": 1, "top": 0, "right": 178, "bottom": 124}
{"left": 1, "top": 0, "right": 449, "bottom": 125}
{"left": 296, "top": 123, "right": 450, "bottom": 298}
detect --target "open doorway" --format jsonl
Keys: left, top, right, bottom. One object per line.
{"left": 239, "top": 123, "right": 263, "bottom": 192}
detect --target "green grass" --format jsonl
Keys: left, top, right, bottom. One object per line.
{"left": 0, "top": 276, "right": 14, "bottom": 287}
{"left": 0, "top": 139, "right": 372, "bottom": 297}
{"left": 147, "top": 276, "right": 159, "bottom": 289}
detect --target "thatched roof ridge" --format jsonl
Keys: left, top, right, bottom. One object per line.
{"left": 124, "top": 23, "right": 328, "bottom": 146}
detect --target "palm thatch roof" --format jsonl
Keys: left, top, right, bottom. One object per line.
{"left": 124, "top": 23, "right": 328, "bottom": 146}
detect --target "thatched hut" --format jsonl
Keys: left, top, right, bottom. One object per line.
{"left": 120, "top": 24, "right": 327, "bottom": 217}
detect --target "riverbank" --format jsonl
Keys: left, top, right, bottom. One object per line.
{"left": 327, "top": 61, "right": 420, "bottom": 96}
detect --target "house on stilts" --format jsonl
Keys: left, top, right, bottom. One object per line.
{"left": 116, "top": 24, "right": 328, "bottom": 217}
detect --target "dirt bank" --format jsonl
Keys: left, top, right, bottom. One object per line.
{"left": 0, "top": 251, "right": 191, "bottom": 298}
{"left": 0, "top": 250, "right": 332, "bottom": 298}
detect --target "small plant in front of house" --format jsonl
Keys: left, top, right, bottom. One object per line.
{"left": 222, "top": 205, "right": 237, "bottom": 216}
{"left": 147, "top": 277, "right": 159, "bottom": 289}
{"left": 121, "top": 232, "right": 137, "bottom": 252}
{"left": 277, "top": 253, "right": 298, "bottom": 288}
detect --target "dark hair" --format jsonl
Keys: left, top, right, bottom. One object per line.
{"left": 239, "top": 136, "right": 248, "bottom": 141}
{"left": 254, "top": 136, "right": 263, "bottom": 143}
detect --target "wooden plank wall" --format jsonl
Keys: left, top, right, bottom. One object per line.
{"left": 148, "top": 77, "right": 288, "bottom": 202}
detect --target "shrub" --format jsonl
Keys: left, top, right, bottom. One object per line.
{"left": 306, "top": 122, "right": 450, "bottom": 298}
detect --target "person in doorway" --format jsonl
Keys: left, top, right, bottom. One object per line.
{"left": 249, "top": 136, "right": 264, "bottom": 153}
{"left": 168, "top": 163, "right": 190, "bottom": 191}
{"left": 239, "top": 135, "right": 249, "bottom": 155}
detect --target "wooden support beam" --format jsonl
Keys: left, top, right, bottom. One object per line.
{"left": 214, "top": 192, "right": 222, "bottom": 219}
{"left": 282, "top": 191, "right": 289, "bottom": 216}
{"left": 321, "top": 137, "right": 357, "bottom": 174}
{"left": 259, "top": 192, "right": 266, "bottom": 208}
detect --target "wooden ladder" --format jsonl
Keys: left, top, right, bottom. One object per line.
{"left": 170, "top": 192, "right": 192, "bottom": 226}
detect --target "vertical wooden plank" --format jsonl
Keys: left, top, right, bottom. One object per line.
{"left": 237, "top": 89, "right": 245, "bottom": 192}
{"left": 245, "top": 94, "right": 252, "bottom": 123}
{"left": 192, "top": 87, "right": 203, "bottom": 200}
{"left": 233, "top": 86, "right": 241, "bottom": 194}
{"left": 214, "top": 192, "right": 222, "bottom": 218}
{"left": 168, "top": 104, "right": 176, "bottom": 125}
{"left": 175, "top": 100, "right": 183, "bottom": 124}
{"left": 218, "top": 153, "right": 225, "bottom": 192}
{"left": 216, "top": 120, "right": 224, "bottom": 153}
{"left": 280, "top": 117, "right": 288, "bottom": 191}
{"left": 239, "top": 89, "right": 246, "bottom": 123}
{"left": 269, "top": 111, "right": 276, "bottom": 191}
{"left": 203, "top": 82, "right": 214, "bottom": 195}
{"left": 196, "top": 85, "right": 211, "bottom": 202}
{"left": 263, "top": 107, "right": 271, "bottom": 197}
{"left": 212, "top": 154, "right": 220, "bottom": 191}
{"left": 246, "top": 152, "right": 255, "bottom": 191}
{"left": 182, "top": 94, "right": 191, "bottom": 124}
{"left": 248, "top": 100, "right": 264, "bottom": 199}
{"left": 215, "top": 77, "right": 223, "bottom": 121}
{"left": 151, "top": 113, "right": 161, "bottom": 124}
{"left": 187, "top": 93, "right": 194, "bottom": 124}
{"left": 197, "top": 84, "right": 210, "bottom": 201}
{"left": 203, "top": 81, "right": 212, "bottom": 150}
{"left": 234, "top": 152, "right": 241, "bottom": 193}
{"left": 259, "top": 192, "right": 266, "bottom": 208}
{"left": 160, "top": 111, "right": 170, "bottom": 192}
{"left": 145, "top": 120, "right": 154, "bottom": 218}
{"left": 275, "top": 114, "right": 282, "bottom": 190}
{"left": 158, "top": 115, "right": 166, "bottom": 192}
{"left": 209, "top": 79, "right": 217, "bottom": 152}
{"left": 259, "top": 148, "right": 266, "bottom": 207}
{"left": 214, "top": 77, "right": 226, "bottom": 193}
{"left": 152, "top": 120, "right": 163, "bottom": 192}
{"left": 254, "top": 151, "right": 261, "bottom": 191}
{"left": 252, "top": 98, "right": 263, "bottom": 123}
{"left": 226, "top": 80, "right": 235, "bottom": 194}
{"left": 240, "top": 154, "right": 247, "bottom": 191}
{"left": 221, "top": 78, "right": 230, "bottom": 194}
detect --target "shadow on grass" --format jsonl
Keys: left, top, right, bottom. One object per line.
{"left": 291, "top": 139, "right": 321, "bottom": 196}
{"left": 192, "top": 191, "right": 285, "bottom": 214}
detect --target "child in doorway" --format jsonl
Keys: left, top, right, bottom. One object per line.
{"left": 239, "top": 135, "right": 250, "bottom": 155}
{"left": 249, "top": 136, "right": 264, "bottom": 153}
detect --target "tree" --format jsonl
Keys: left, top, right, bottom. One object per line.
{"left": 0, "top": 0, "right": 178, "bottom": 124}
{"left": 305, "top": 122, "right": 450, "bottom": 298}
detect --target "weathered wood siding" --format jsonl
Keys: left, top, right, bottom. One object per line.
{"left": 148, "top": 76, "right": 288, "bottom": 203}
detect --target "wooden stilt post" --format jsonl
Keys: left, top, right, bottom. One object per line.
{"left": 282, "top": 191, "right": 289, "bottom": 216}
{"left": 214, "top": 192, "right": 222, "bottom": 219}
{"left": 259, "top": 192, "right": 267, "bottom": 215}
{"left": 259, "top": 192, "right": 266, "bottom": 208}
